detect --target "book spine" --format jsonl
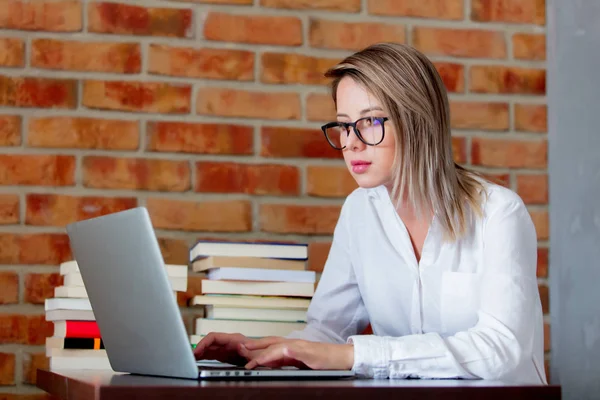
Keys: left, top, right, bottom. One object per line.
{"left": 63, "top": 337, "right": 104, "bottom": 349}
{"left": 65, "top": 321, "right": 101, "bottom": 338}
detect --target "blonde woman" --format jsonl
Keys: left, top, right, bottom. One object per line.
{"left": 194, "top": 43, "right": 547, "bottom": 384}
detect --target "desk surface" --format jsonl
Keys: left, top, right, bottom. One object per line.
{"left": 36, "top": 369, "right": 560, "bottom": 400}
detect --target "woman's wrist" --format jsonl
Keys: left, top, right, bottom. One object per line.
{"left": 344, "top": 343, "right": 355, "bottom": 370}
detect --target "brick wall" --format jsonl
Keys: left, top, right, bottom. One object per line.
{"left": 0, "top": 0, "right": 548, "bottom": 395}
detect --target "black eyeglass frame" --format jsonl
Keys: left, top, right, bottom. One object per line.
{"left": 321, "top": 117, "right": 389, "bottom": 150}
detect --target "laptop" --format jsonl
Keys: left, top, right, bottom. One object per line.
{"left": 65, "top": 206, "right": 354, "bottom": 380}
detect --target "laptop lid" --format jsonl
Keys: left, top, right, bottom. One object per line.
{"left": 66, "top": 207, "right": 199, "bottom": 379}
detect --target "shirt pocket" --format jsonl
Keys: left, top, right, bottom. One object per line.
{"left": 440, "top": 271, "right": 481, "bottom": 334}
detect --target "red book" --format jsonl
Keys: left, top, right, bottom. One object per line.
{"left": 53, "top": 321, "right": 101, "bottom": 338}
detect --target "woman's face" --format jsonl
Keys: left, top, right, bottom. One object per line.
{"left": 334, "top": 76, "right": 397, "bottom": 189}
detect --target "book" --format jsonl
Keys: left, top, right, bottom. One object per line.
{"left": 190, "top": 241, "right": 308, "bottom": 262}
{"left": 206, "top": 267, "right": 316, "bottom": 283}
{"left": 46, "top": 309, "right": 95, "bottom": 322}
{"left": 192, "top": 256, "right": 306, "bottom": 272}
{"left": 46, "top": 337, "right": 104, "bottom": 350}
{"left": 205, "top": 306, "right": 307, "bottom": 322}
{"left": 191, "top": 294, "right": 310, "bottom": 310}
{"left": 195, "top": 318, "right": 305, "bottom": 338}
{"left": 200, "top": 280, "right": 314, "bottom": 298}
{"left": 50, "top": 356, "right": 111, "bottom": 370}
{"left": 54, "top": 321, "right": 101, "bottom": 338}
{"left": 46, "top": 348, "right": 107, "bottom": 358}
{"left": 45, "top": 298, "right": 92, "bottom": 311}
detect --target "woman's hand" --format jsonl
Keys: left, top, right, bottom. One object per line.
{"left": 240, "top": 338, "right": 355, "bottom": 370}
{"left": 193, "top": 333, "right": 287, "bottom": 366}
{"left": 193, "top": 332, "right": 252, "bottom": 366}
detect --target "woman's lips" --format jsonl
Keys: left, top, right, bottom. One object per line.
{"left": 351, "top": 160, "right": 371, "bottom": 174}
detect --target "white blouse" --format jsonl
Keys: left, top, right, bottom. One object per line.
{"left": 287, "top": 182, "right": 547, "bottom": 384}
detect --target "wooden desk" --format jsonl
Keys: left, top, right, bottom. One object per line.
{"left": 36, "top": 369, "right": 560, "bottom": 400}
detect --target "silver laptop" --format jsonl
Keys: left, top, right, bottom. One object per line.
{"left": 65, "top": 207, "right": 354, "bottom": 380}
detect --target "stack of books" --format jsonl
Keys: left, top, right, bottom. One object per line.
{"left": 188, "top": 241, "right": 314, "bottom": 343}
{"left": 45, "top": 260, "right": 189, "bottom": 370}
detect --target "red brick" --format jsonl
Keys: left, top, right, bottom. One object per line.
{"left": 261, "top": 0, "right": 360, "bottom": 11}
{"left": 26, "top": 193, "right": 137, "bottom": 226}
{"left": 472, "top": 138, "right": 546, "bottom": 169}
{"left": 308, "top": 241, "right": 332, "bottom": 273}
{"left": 17, "top": 234, "right": 72, "bottom": 265}
{"left": 530, "top": 210, "right": 549, "bottom": 240}
{"left": 0, "top": 155, "right": 75, "bottom": 186}
{"left": 306, "top": 166, "right": 356, "bottom": 197}
{"left": 368, "top": 0, "right": 463, "bottom": 19}
{"left": 147, "top": 198, "right": 252, "bottom": 232}
{"left": 0, "top": 76, "right": 77, "bottom": 109}
{"left": 0, "top": 38, "right": 24, "bottom": 67}
{"left": 481, "top": 173, "right": 511, "bottom": 188}
{"left": 544, "top": 322, "right": 550, "bottom": 352}
{"left": 413, "top": 27, "right": 506, "bottom": 59}
{"left": 149, "top": 44, "right": 254, "bottom": 81}
{"left": 0, "top": 234, "right": 19, "bottom": 264}
{"left": 306, "top": 93, "right": 336, "bottom": 122}
{"left": 0, "top": 0, "right": 82, "bottom": 32}
{"left": 470, "top": 66, "right": 546, "bottom": 94}
{"left": 196, "top": 162, "right": 300, "bottom": 196}
{"left": 23, "top": 352, "right": 49, "bottom": 385}
{"left": 0, "top": 352, "right": 15, "bottom": 385}
{"left": 310, "top": 19, "right": 405, "bottom": 50}
{"left": 259, "top": 204, "right": 341, "bottom": 234}
{"left": 472, "top": 0, "right": 545, "bottom": 25}
{"left": 177, "top": 275, "right": 204, "bottom": 307}
{"left": 157, "top": 237, "right": 189, "bottom": 265}
{"left": 83, "top": 80, "right": 191, "bottom": 114}
{"left": 539, "top": 284, "right": 549, "bottom": 313}
{"left": 204, "top": 13, "right": 302, "bottom": 46}
{"left": 89, "top": 2, "right": 192, "bottom": 37}
{"left": 513, "top": 33, "right": 546, "bottom": 60}
{"left": 450, "top": 102, "right": 509, "bottom": 131}
{"left": 261, "top": 126, "right": 342, "bottom": 159}
{"left": 0, "top": 116, "right": 21, "bottom": 146}
{"left": 24, "top": 273, "right": 63, "bottom": 304}
{"left": 147, "top": 121, "right": 253, "bottom": 155}
{"left": 32, "top": 39, "right": 140, "bottom": 73}
{"left": 197, "top": 88, "right": 301, "bottom": 120}
{"left": 28, "top": 117, "right": 139, "bottom": 150}
{"left": 452, "top": 136, "right": 467, "bottom": 164}
{"left": 0, "top": 314, "right": 53, "bottom": 345}
{"left": 261, "top": 53, "right": 340, "bottom": 85}
{"left": 515, "top": 104, "right": 547, "bottom": 133}
{"left": 0, "top": 272, "right": 18, "bottom": 304}
{"left": 83, "top": 156, "right": 190, "bottom": 192}
{"left": 434, "top": 62, "right": 465, "bottom": 93}
{"left": 0, "top": 194, "right": 19, "bottom": 225}
{"left": 537, "top": 247, "right": 548, "bottom": 278}
{"left": 517, "top": 174, "right": 548, "bottom": 204}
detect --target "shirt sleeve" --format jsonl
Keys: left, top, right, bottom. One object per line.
{"left": 286, "top": 197, "right": 370, "bottom": 344}
{"left": 347, "top": 198, "right": 544, "bottom": 381}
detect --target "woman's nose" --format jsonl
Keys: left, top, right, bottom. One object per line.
{"left": 345, "top": 127, "right": 364, "bottom": 152}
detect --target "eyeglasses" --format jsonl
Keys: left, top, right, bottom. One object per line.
{"left": 321, "top": 117, "right": 389, "bottom": 150}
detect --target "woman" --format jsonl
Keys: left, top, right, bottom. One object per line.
{"left": 194, "top": 42, "right": 547, "bottom": 384}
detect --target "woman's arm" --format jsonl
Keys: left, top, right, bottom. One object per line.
{"left": 348, "top": 198, "right": 545, "bottom": 381}
{"left": 286, "top": 198, "right": 370, "bottom": 344}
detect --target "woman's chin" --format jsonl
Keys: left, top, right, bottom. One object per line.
{"left": 352, "top": 175, "right": 387, "bottom": 189}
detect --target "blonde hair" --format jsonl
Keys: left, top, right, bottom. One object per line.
{"left": 325, "top": 42, "right": 486, "bottom": 241}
